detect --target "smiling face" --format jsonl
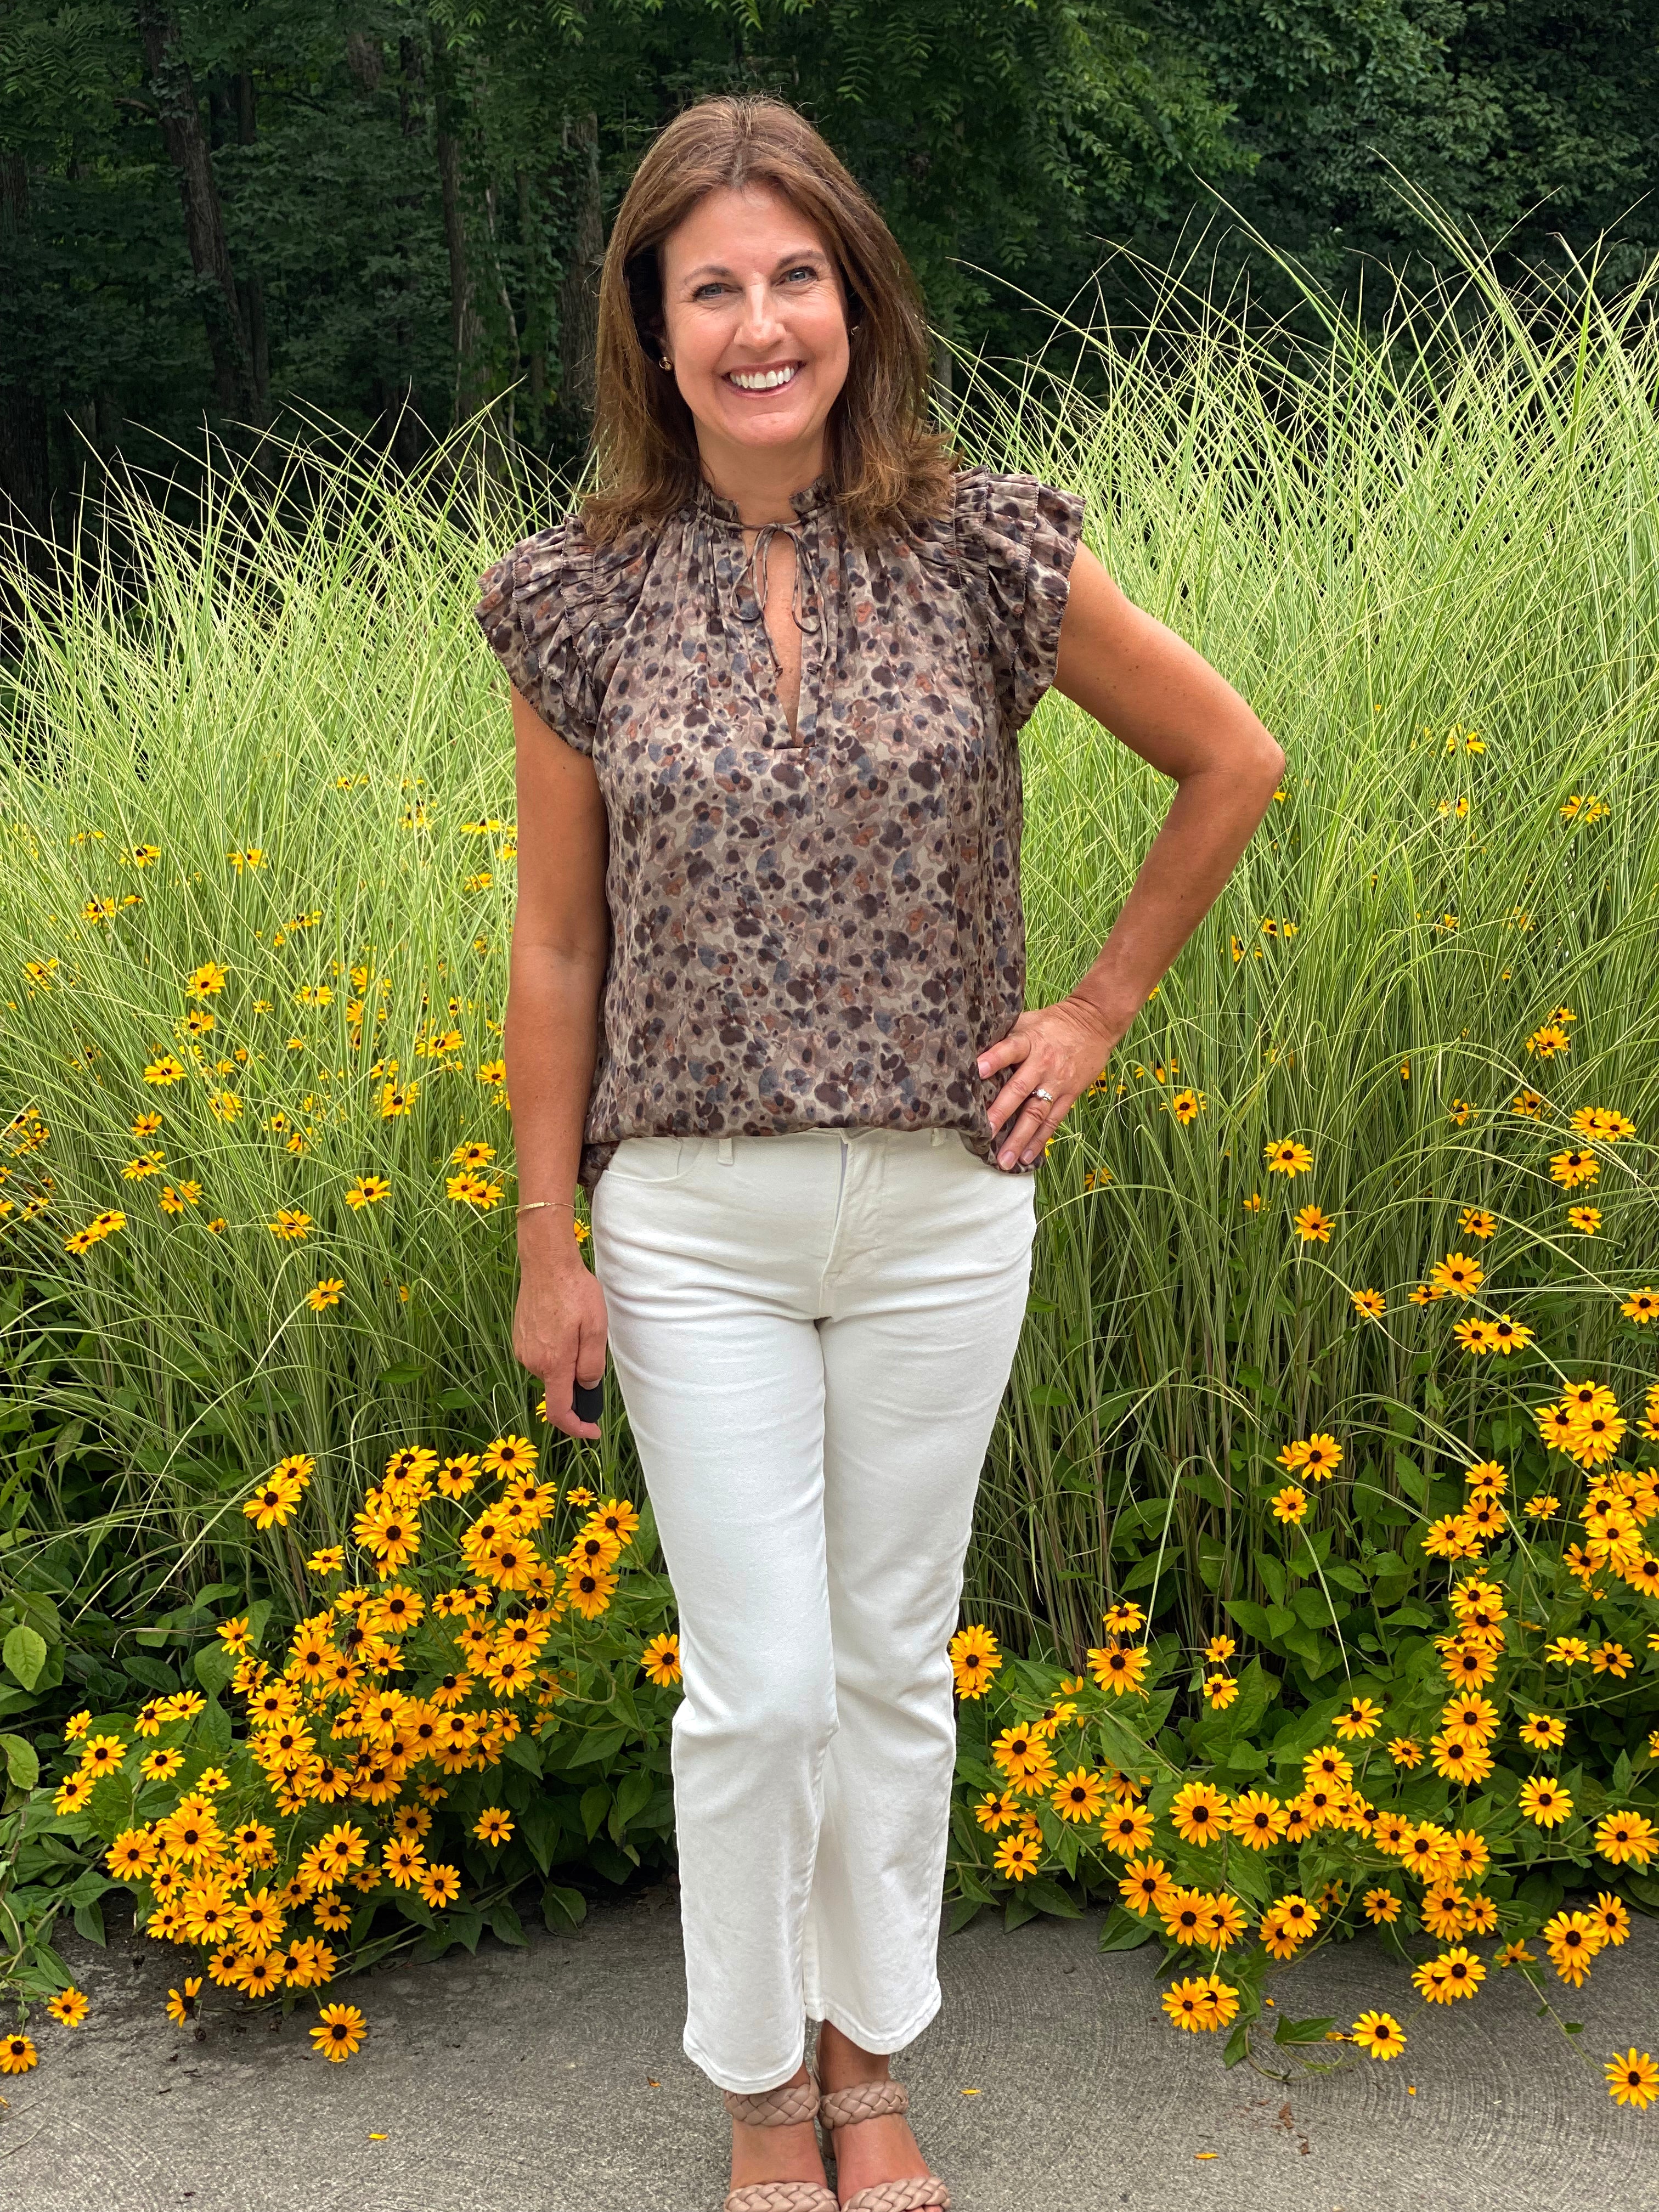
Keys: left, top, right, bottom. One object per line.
{"left": 657, "top": 180, "right": 851, "bottom": 496}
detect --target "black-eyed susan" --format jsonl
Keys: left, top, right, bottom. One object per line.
{"left": 992, "top": 1831, "right": 1042, "bottom": 1881}
{"left": 1170, "top": 1780, "right": 1228, "bottom": 1847}
{"left": 1086, "top": 1641, "right": 1150, "bottom": 1696}
{"left": 311, "top": 2002, "right": 368, "bottom": 2062}
{"left": 1229, "top": 1790, "right": 1288, "bottom": 1850}
{"left": 1519, "top": 1776, "right": 1574, "bottom": 1828}
{"left": 1351, "top": 2010, "right": 1406, "bottom": 2058}
{"left": 1119, "top": 1857, "right": 1175, "bottom": 1917}
{"left": 1264, "top": 1137, "right": 1313, "bottom": 1176}
{"left": 1605, "top": 2049, "right": 1658, "bottom": 2110}
{"left": 1594, "top": 1809, "right": 1655, "bottom": 1865}
{"left": 1331, "top": 1695, "right": 1383, "bottom": 1739}
{"left": 1414, "top": 1945, "right": 1484, "bottom": 2002}
{"left": 1100, "top": 1802, "right": 1156, "bottom": 1857}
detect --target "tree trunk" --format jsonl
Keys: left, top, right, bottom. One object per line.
{"left": 432, "top": 31, "right": 487, "bottom": 430}
{"left": 517, "top": 166, "right": 550, "bottom": 450}
{"left": 136, "top": 1, "right": 258, "bottom": 423}
{"left": 557, "top": 110, "right": 603, "bottom": 442}
{"left": 0, "top": 150, "right": 52, "bottom": 543}
{"left": 483, "top": 174, "right": 522, "bottom": 454}
{"left": 230, "top": 73, "right": 269, "bottom": 421}
{"left": 379, "top": 35, "right": 427, "bottom": 472}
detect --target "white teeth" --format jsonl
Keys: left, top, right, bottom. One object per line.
{"left": 728, "top": 365, "right": 798, "bottom": 391}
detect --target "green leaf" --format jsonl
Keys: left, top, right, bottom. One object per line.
{"left": 1222, "top": 2020, "right": 1252, "bottom": 2068}
{"left": 1003, "top": 1892, "right": 1039, "bottom": 1931}
{"left": 1223, "top": 1598, "right": 1273, "bottom": 1643}
{"left": 562, "top": 1724, "right": 629, "bottom": 1770}
{"left": 1091, "top": 1706, "right": 1156, "bottom": 1775}
{"left": 947, "top": 1897, "right": 987, "bottom": 1934}
{"left": 1253, "top": 1554, "right": 1287, "bottom": 1608}
{"left": 0, "top": 1733, "right": 39, "bottom": 1790}
{"left": 1392, "top": 1454, "right": 1428, "bottom": 1506}
{"left": 488, "top": 1901, "right": 528, "bottom": 1948}
{"left": 72, "top": 1899, "right": 106, "bottom": 1946}
{"left": 195, "top": 1695, "right": 232, "bottom": 1752}
{"left": 2, "top": 1623, "right": 47, "bottom": 1690}
{"left": 501, "top": 1733, "right": 543, "bottom": 1776}
{"left": 377, "top": 1363, "right": 426, "bottom": 1389}
{"left": 444, "top": 1907, "right": 484, "bottom": 1954}
{"left": 193, "top": 1641, "right": 235, "bottom": 1694}
{"left": 518, "top": 1801, "right": 560, "bottom": 1876}
{"left": 579, "top": 1784, "right": 611, "bottom": 1841}
{"left": 1020, "top": 1876, "right": 1083, "bottom": 1921}
{"left": 542, "top": 1884, "right": 587, "bottom": 1931}
{"left": 1379, "top": 1601, "right": 1436, "bottom": 1629}
{"left": 1273, "top": 2014, "right": 1339, "bottom": 2045}
{"left": 1279, "top": 1624, "right": 1340, "bottom": 1674}
{"left": 612, "top": 1769, "right": 653, "bottom": 1827}
{"left": 1321, "top": 1560, "right": 1368, "bottom": 1594}
{"left": 1097, "top": 1906, "right": 1156, "bottom": 1951}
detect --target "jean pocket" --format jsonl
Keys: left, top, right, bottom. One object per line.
{"left": 602, "top": 1135, "right": 702, "bottom": 1187}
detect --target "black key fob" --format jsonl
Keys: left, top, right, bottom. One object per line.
{"left": 572, "top": 1376, "right": 604, "bottom": 1425}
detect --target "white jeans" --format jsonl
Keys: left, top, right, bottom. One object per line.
{"left": 589, "top": 1125, "right": 1037, "bottom": 2094}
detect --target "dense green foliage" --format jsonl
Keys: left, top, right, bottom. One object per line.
{"left": 2, "top": 1, "right": 1657, "bottom": 536}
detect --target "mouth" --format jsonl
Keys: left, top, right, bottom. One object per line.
{"left": 723, "top": 361, "right": 803, "bottom": 393}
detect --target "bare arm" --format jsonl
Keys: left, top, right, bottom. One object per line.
{"left": 504, "top": 681, "right": 612, "bottom": 1437}
{"left": 977, "top": 542, "right": 1287, "bottom": 1168}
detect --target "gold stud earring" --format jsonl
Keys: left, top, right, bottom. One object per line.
{"left": 659, "top": 353, "right": 673, "bottom": 371}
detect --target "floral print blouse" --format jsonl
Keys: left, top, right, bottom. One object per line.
{"left": 474, "top": 464, "right": 1085, "bottom": 1195}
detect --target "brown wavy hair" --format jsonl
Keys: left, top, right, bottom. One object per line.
{"left": 579, "top": 94, "right": 957, "bottom": 545}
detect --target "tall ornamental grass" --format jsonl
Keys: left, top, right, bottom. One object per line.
{"left": 0, "top": 219, "right": 1655, "bottom": 2103}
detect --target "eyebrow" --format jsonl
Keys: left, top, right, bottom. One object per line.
{"left": 680, "top": 248, "right": 830, "bottom": 283}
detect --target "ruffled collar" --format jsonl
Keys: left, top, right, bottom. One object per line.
{"left": 694, "top": 472, "right": 836, "bottom": 527}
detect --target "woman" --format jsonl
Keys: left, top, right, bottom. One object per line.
{"left": 475, "top": 93, "right": 1284, "bottom": 2212}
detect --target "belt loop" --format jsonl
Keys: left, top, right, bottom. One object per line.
{"left": 717, "top": 1135, "right": 733, "bottom": 1165}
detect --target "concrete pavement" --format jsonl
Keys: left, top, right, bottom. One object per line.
{"left": 4, "top": 1886, "right": 1655, "bottom": 2212}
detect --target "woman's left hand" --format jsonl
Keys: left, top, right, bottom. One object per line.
{"left": 977, "top": 995, "right": 1133, "bottom": 1169}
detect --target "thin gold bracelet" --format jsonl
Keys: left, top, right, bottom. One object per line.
{"left": 516, "top": 1199, "right": 576, "bottom": 1217}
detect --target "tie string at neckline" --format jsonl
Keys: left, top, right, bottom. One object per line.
{"left": 740, "top": 518, "right": 822, "bottom": 638}
{"left": 695, "top": 476, "right": 829, "bottom": 639}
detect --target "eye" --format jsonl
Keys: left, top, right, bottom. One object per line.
{"left": 691, "top": 280, "right": 727, "bottom": 301}
{"left": 782, "top": 263, "right": 820, "bottom": 284}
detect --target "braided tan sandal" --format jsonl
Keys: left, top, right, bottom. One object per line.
{"left": 815, "top": 2073, "right": 952, "bottom": 2212}
{"left": 721, "top": 2070, "right": 839, "bottom": 2212}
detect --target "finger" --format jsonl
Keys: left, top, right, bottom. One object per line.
{"left": 540, "top": 1361, "right": 600, "bottom": 1442}
{"left": 986, "top": 1060, "right": 1056, "bottom": 1137}
{"left": 992, "top": 1080, "right": 1062, "bottom": 1160}
{"left": 976, "top": 1031, "right": 1030, "bottom": 1079}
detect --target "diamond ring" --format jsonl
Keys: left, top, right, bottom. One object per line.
{"left": 1034, "top": 1086, "right": 1054, "bottom": 1104}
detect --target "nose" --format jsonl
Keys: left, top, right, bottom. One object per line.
{"left": 736, "top": 276, "right": 786, "bottom": 347}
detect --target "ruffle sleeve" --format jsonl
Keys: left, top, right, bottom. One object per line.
{"left": 473, "top": 514, "right": 647, "bottom": 756}
{"left": 950, "top": 466, "right": 1086, "bottom": 737}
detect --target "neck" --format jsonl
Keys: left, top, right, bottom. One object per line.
{"left": 695, "top": 428, "right": 826, "bottom": 526}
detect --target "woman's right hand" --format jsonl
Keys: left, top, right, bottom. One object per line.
{"left": 514, "top": 1229, "right": 611, "bottom": 1442}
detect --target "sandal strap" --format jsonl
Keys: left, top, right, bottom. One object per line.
{"left": 840, "top": 2180, "right": 951, "bottom": 2212}
{"left": 724, "top": 2186, "right": 840, "bottom": 2212}
{"left": 724, "top": 2077, "right": 822, "bottom": 2129}
{"left": 818, "top": 2078, "right": 909, "bottom": 2132}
